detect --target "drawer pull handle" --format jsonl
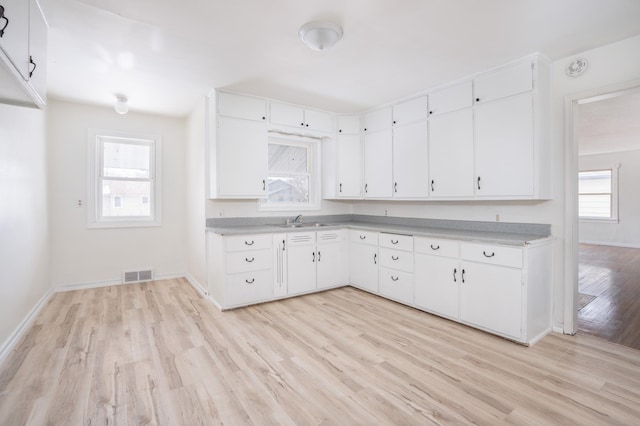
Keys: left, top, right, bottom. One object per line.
{"left": 431, "top": 245, "right": 440, "bottom": 250}
{"left": 318, "top": 251, "right": 321, "bottom": 262}
{"left": 453, "top": 268, "right": 457, "bottom": 282}
{"left": 245, "top": 257, "right": 255, "bottom": 262}
{"left": 312, "top": 252, "right": 315, "bottom": 262}
{"left": 462, "top": 269, "right": 466, "bottom": 283}
{"left": 477, "top": 176, "right": 481, "bottom": 190}
{"left": 245, "top": 278, "right": 255, "bottom": 284}
{"left": 244, "top": 240, "right": 254, "bottom": 246}
{"left": 391, "top": 255, "right": 399, "bottom": 261}
{"left": 0, "top": 6, "right": 8, "bottom": 38}
{"left": 360, "top": 235, "right": 366, "bottom": 240}
{"left": 391, "top": 276, "right": 399, "bottom": 282}
{"left": 391, "top": 239, "right": 399, "bottom": 245}
{"left": 373, "top": 253, "right": 377, "bottom": 264}
{"left": 483, "top": 251, "right": 495, "bottom": 258}
{"left": 431, "top": 179, "right": 435, "bottom": 192}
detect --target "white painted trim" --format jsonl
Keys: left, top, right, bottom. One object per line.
{"left": 579, "top": 240, "right": 640, "bottom": 249}
{"left": 552, "top": 325, "right": 564, "bottom": 334}
{"left": 0, "top": 288, "right": 54, "bottom": 366}
{"left": 564, "top": 78, "right": 640, "bottom": 336}
{"left": 185, "top": 273, "right": 208, "bottom": 297}
{"left": 53, "top": 272, "right": 187, "bottom": 292}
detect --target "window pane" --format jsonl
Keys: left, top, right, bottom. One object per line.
{"left": 579, "top": 194, "right": 611, "bottom": 217}
{"left": 579, "top": 170, "right": 611, "bottom": 194}
{"left": 267, "top": 176, "right": 309, "bottom": 203}
{"left": 102, "top": 180, "right": 151, "bottom": 217}
{"left": 103, "top": 141, "right": 150, "bottom": 178}
{"left": 269, "top": 144, "right": 308, "bottom": 173}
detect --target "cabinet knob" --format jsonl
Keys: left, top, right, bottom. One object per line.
{"left": 262, "top": 116, "right": 265, "bottom": 120}
{"left": 0, "top": 6, "right": 8, "bottom": 38}
{"left": 429, "top": 111, "right": 433, "bottom": 115}
{"left": 305, "top": 124, "right": 309, "bottom": 127}
{"left": 476, "top": 98, "right": 480, "bottom": 102}
{"left": 364, "top": 128, "right": 367, "bottom": 132}
{"left": 393, "top": 120, "right": 396, "bottom": 125}
{"left": 339, "top": 129, "right": 342, "bottom": 133}
{"left": 300, "top": 122, "right": 304, "bottom": 126}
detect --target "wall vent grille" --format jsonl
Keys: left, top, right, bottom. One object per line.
{"left": 122, "top": 269, "right": 154, "bottom": 284}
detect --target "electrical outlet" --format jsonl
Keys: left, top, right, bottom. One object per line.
{"left": 495, "top": 213, "right": 501, "bottom": 222}
{"left": 218, "top": 210, "right": 224, "bottom": 217}
{"left": 384, "top": 209, "right": 388, "bottom": 216}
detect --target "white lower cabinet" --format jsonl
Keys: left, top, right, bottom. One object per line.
{"left": 414, "top": 237, "right": 460, "bottom": 320}
{"left": 287, "top": 230, "right": 347, "bottom": 296}
{"left": 378, "top": 233, "right": 414, "bottom": 304}
{"left": 349, "top": 230, "right": 379, "bottom": 293}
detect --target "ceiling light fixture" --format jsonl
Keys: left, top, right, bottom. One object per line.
{"left": 566, "top": 58, "right": 588, "bottom": 77}
{"left": 299, "top": 21, "right": 343, "bottom": 51}
{"left": 114, "top": 95, "right": 128, "bottom": 114}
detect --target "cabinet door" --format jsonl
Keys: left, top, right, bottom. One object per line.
{"left": 428, "top": 81, "right": 472, "bottom": 116}
{"left": 474, "top": 93, "right": 534, "bottom": 197}
{"left": 428, "top": 109, "right": 474, "bottom": 197}
{"left": 28, "top": 0, "right": 46, "bottom": 103}
{"left": 474, "top": 61, "right": 533, "bottom": 104}
{"left": 414, "top": 254, "right": 459, "bottom": 319}
{"left": 337, "top": 134, "right": 362, "bottom": 197}
{"left": 363, "top": 129, "right": 393, "bottom": 198}
{"left": 304, "top": 109, "right": 333, "bottom": 133}
{"left": 317, "top": 241, "right": 345, "bottom": 289}
{"left": 349, "top": 243, "right": 378, "bottom": 293}
{"left": 270, "top": 102, "right": 304, "bottom": 128}
{"left": 0, "top": 0, "right": 30, "bottom": 80}
{"left": 217, "top": 116, "right": 267, "bottom": 197}
{"left": 392, "top": 120, "right": 428, "bottom": 198}
{"left": 217, "top": 92, "right": 267, "bottom": 122}
{"left": 337, "top": 114, "right": 360, "bottom": 134}
{"left": 363, "top": 107, "right": 392, "bottom": 133}
{"left": 393, "top": 96, "right": 429, "bottom": 125}
{"left": 287, "top": 245, "right": 317, "bottom": 295}
{"left": 459, "top": 262, "right": 523, "bottom": 339}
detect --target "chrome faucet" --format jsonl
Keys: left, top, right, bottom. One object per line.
{"left": 294, "top": 214, "right": 303, "bottom": 224}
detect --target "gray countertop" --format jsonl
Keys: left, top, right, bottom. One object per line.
{"left": 206, "top": 220, "right": 550, "bottom": 246}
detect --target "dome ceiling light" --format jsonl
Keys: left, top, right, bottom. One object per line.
{"left": 298, "top": 21, "right": 343, "bottom": 51}
{"left": 114, "top": 95, "right": 128, "bottom": 114}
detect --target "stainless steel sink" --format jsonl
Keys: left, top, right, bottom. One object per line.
{"left": 276, "top": 223, "right": 330, "bottom": 228}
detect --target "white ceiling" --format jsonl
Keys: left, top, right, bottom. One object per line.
{"left": 45, "top": 0, "right": 640, "bottom": 117}
{"left": 579, "top": 89, "right": 640, "bottom": 156}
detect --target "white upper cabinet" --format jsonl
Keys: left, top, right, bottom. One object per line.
{"left": 392, "top": 96, "right": 429, "bottom": 126}
{"left": 337, "top": 114, "right": 360, "bottom": 134}
{"left": 363, "top": 129, "right": 393, "bottom": 198}
{"left": 337, "top": 133, "right": 362, "bottom": 197}
{"left": 0, "top": 0, "right": 47, "bottom": 108}
{"left": 428, "top": 81, "right": 472, "bottom": 116}
{"left": 270, "top": 102, "right": 333, "bottom": 133}
{"left": 363, "top": 107, "right": 392, "bottom": 133}
{"left": 428, "top": 109, "right": 474, "bottom": 197}
{"left": 393, "top": 120, "right": 429, "bottom": 198}
{"left": 473, "top": 60, "right": 534, "bottom": 104}
{"left": 474, "top": 93, "right": 535, "bottom": 197}
{"left": 218, "top": 92, "right": 267, "bottom": 122}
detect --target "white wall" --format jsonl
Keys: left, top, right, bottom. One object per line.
{"left": 186, "top": 99, "right": 207, "bottom": 292}
{"left": 0, "top": 104, "right": 50, "bottom": 351}
{"left": 47, "top": 100, "right": 187, "bottom": 288}
{"left": 579, "top": 150, "right": 640, "bottom": 247}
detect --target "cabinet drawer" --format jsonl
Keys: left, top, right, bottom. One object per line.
{"left": 350, "top": 230, "right": 378, "bottom": 246}
{"left": 318, "top": 229, "right": 344, "bottom": 242}
{"left": 379, "top": 248, "right": 413, "bottom": 272}
{"left": 225, "top": 234, "right": 272, "bottom": 252}
{"left": 379, "top": 233, "right": 413, "bottom": 251}
{"left": 225, "top": 270, "right": 274, "bottom": 307}
{"left": 414, "top": 237, "right": 459, "bottom": 258}
{"left": 226, "top": 249, "right": 272, "bottom": 273}
{"left": 460, "top": 243, "right": 522, "bottom": 268}
{"left": 379, "top": 268, "right": 414, "bottom": 305}
{"left": 287, "top": 232, "right": 316, "bottom": 246}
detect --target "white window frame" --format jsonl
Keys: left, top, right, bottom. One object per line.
{"left": 258, "top": 133, "right": 321, "bottom": 212}
{"left": 87, "top": 129, "right": 162, "bottom": 228}
{"left": 578, "top": 165, "right": 619, "bottom": 223}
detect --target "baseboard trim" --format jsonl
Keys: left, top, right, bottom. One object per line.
{"left": 185, "top": 273, "right": 208, "bottom": 297}
{"left": 53, "top": 272, "right": 187, "bottom": 293}
{"left": 0, "top": 288, "right": 54, "bottom": 366}
{"left": 579, "top": 240, "right": 640, "bottom": 249}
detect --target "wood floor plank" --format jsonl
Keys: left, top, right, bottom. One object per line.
{"left": 1, "top": 278, "right": 640, "bottom": 425}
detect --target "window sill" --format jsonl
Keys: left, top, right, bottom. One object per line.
{"left": 579, "top": 217, "right": 619, "bottom": 224}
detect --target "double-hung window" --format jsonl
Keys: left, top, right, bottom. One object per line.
{"left": 578, "top": 168, "right": 618, "bottom": 222}
{"left": 88, "top": 130, "right": 162, "bottom": 228}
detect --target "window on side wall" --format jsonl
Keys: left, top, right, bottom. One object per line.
{"left": 87, "top": 130, "right": 162, "bottom": 228}
{"left": 578, "top": 168, "right": 618, "bottom": 222}
{"left": 258, "top": 135, "right": 320, "bottom": 211}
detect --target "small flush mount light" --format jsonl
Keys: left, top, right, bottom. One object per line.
{"left": 114, "top": 95, "right": 128, "bottom": 114}
{"left": 566, "top": 58, "right": 588, "bottom": 77}
{"left": 299, "top": 21, "right": 343, "bottom": 51}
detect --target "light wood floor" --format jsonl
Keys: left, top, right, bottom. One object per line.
{"left": 579, "top": 243, "right": 640, "bottom": 350}
{"left": 1, "top": 279, "right": 640, "bottom": 425}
